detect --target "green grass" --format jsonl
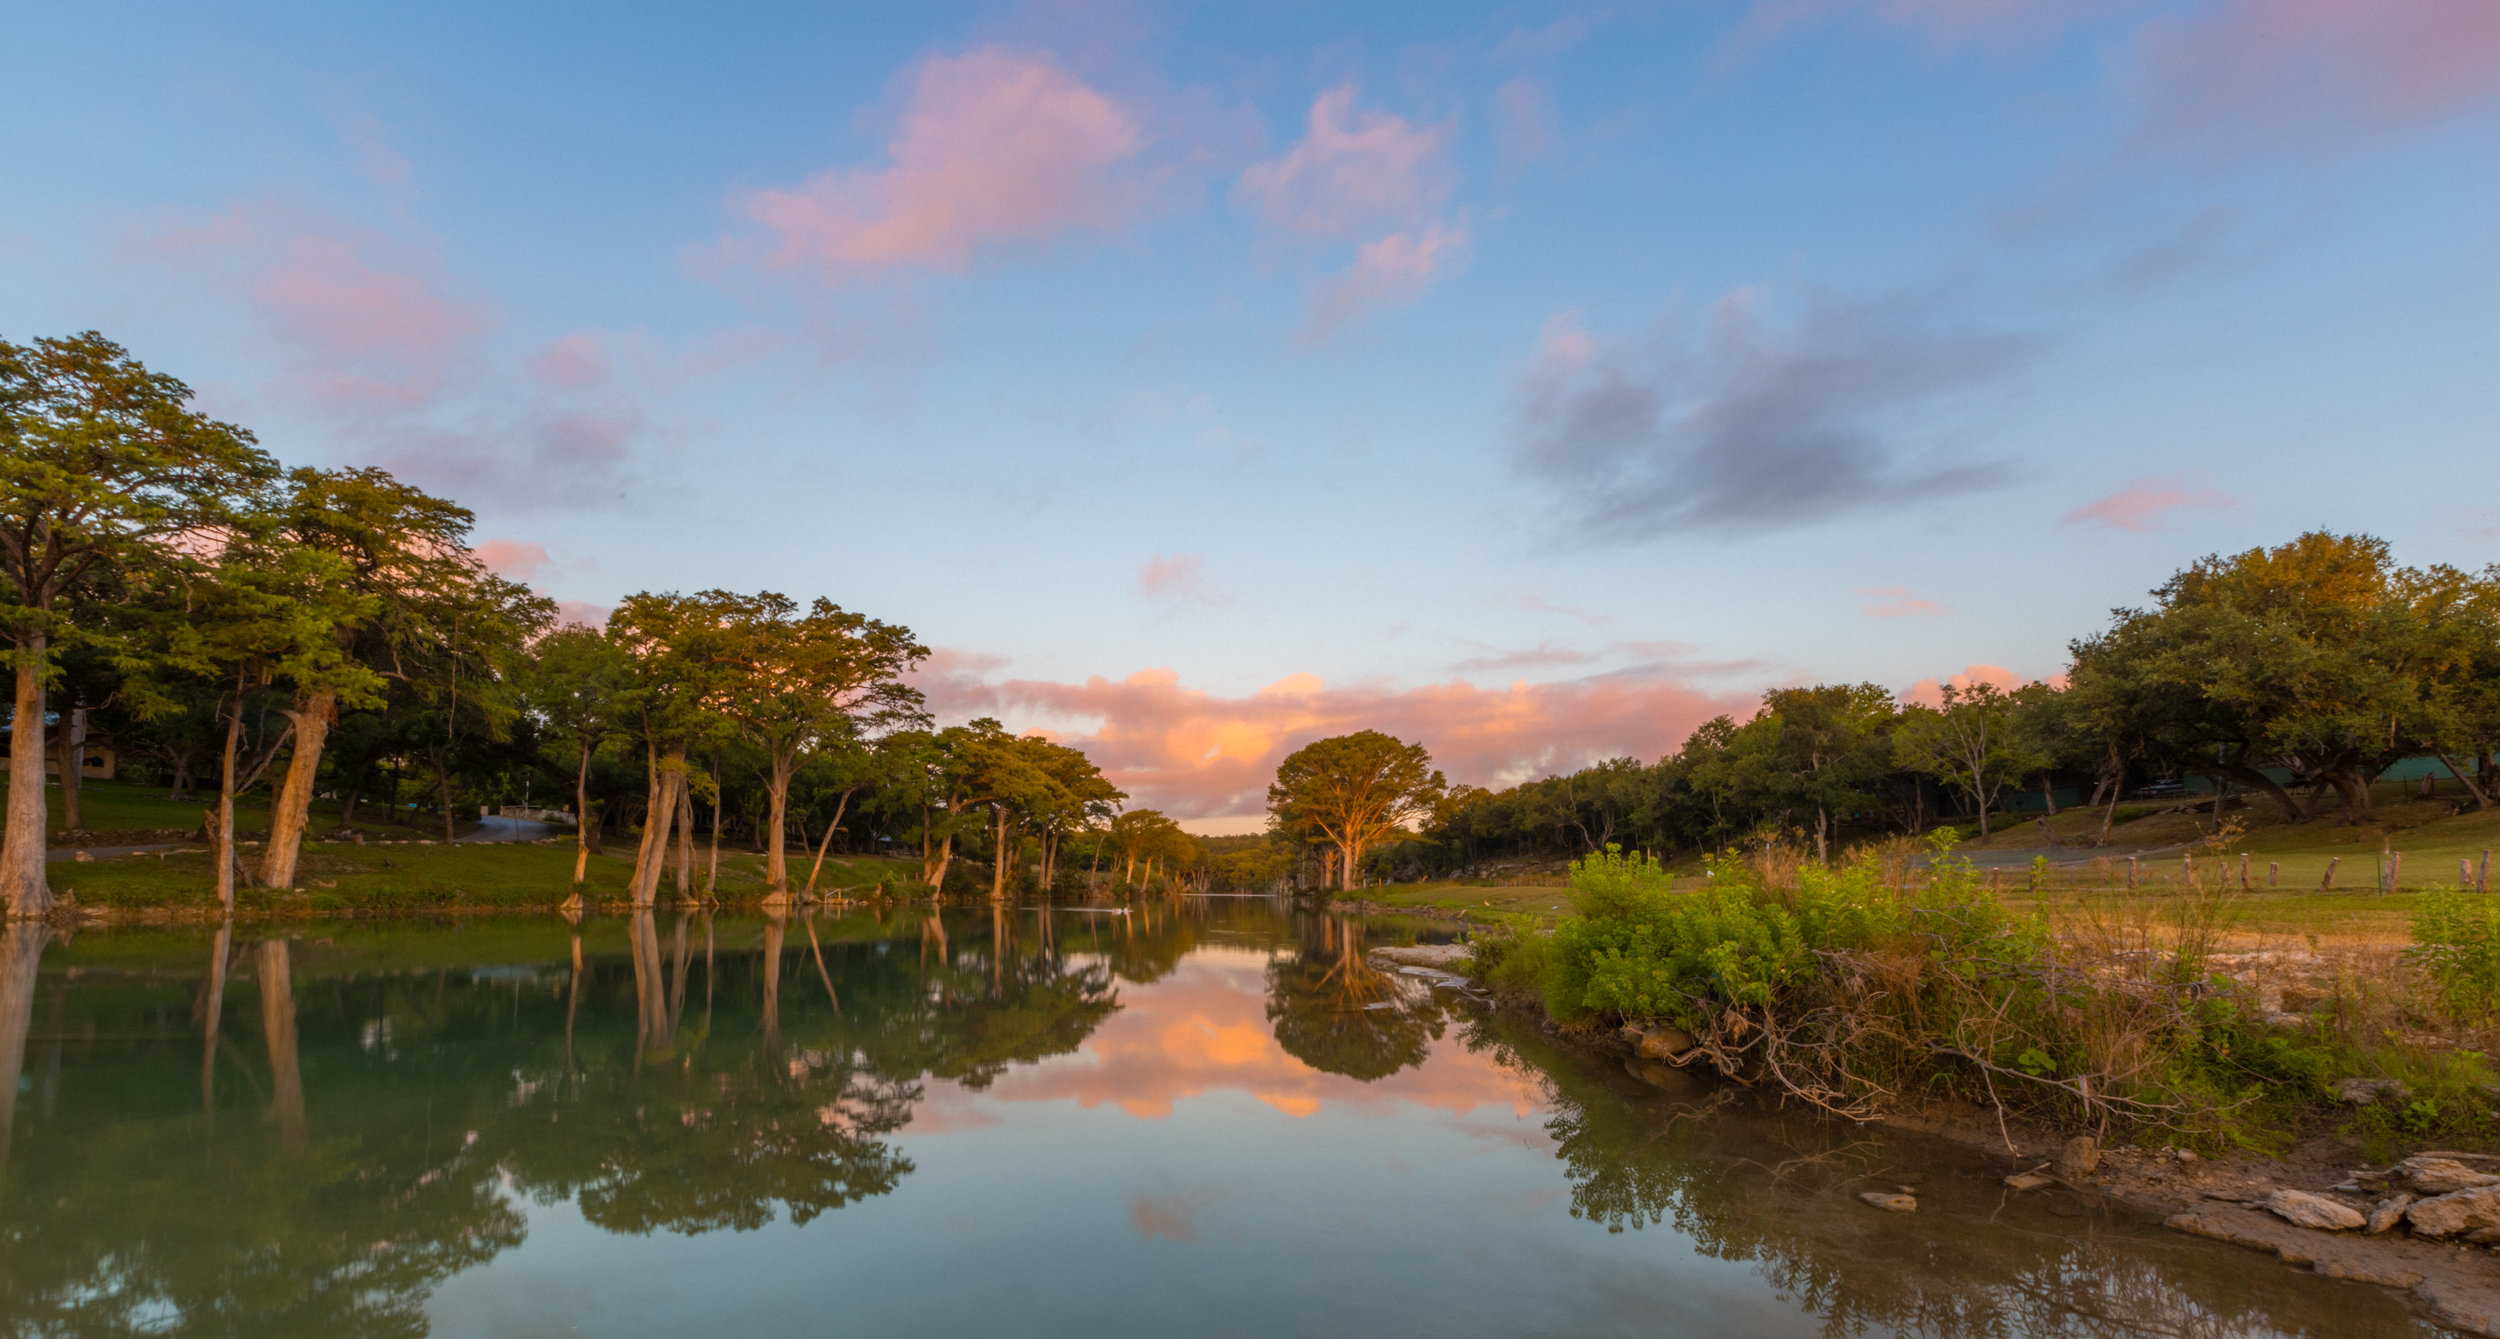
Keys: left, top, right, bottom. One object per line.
{"left": 50, "top": 826, "right": 927, "bottom": 915}
{"left": 23, "top": 775, "right": 459, "bottom": 843}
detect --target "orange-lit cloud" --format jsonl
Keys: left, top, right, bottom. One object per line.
{"left": 916, "top": 657, "right": 1749, "bottom": 817}
{"left": 473, "top": 539, "right": 551, "bottom": 582}
{"left": 1902, "top": 662, "right": 2063, "bottom": 709}
{"left": 1135, "top": 552, "right": 1229, "bottom": 606}
{"left": 738, "top": 48, "right": 1149, "bottom": 280}
{"left": 1857, "top": 586, "right": 1948, "bottom": 618}
{"left": 965, "top": 951, "right": 1548, "bottom": 1123}
{"left": 2059, "top": 473, "right": 2234, "bottom": 533}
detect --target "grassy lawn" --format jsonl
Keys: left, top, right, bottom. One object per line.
{"left": 21, "top": 775, "right": 461, "bottom": 843}
{"left": 47, "top": 823, "right": 925, "bottom": 915}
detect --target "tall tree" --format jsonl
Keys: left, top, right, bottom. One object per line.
{"left": 523, "top": 623, "right": 635, "bottom": 888}
{"left": 1266, "top": 732, "right": 1446, "bottom": 891}
{"left": 683, "top": 591, "right": 926, "bottom": 899}
{"left": 1894, "top": 682, "right": 2036, "bottom": 837}
{"left": 0, "top": 334, "right": 275, "bottom": 917}
{"left": 257, "top": 467, "right": 504, "bottom": 888}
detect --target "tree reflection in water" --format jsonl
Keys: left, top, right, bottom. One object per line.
{"left": 1466, "top": 1012, "right": 2426, "bottom": 1339}
{"left": 1265, "top": 915, "right": 1445, "bottom": 1081}
{"left": 0, "top": 906, "right": 1133, "bottom": 1335}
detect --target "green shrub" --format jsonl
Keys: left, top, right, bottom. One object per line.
{"left": 2410, "top": 891, "right": 2500, "bottom": 1017}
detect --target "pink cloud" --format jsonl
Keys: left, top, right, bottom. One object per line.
{"left": 1858, "top": 585, "right": 1948, "bottom": 618}
{"left": 2060, "top": 473, "right": 2235, "bottom": 533}
{"left": 1237, "top": 86, "right": 1453, "bottom": 237}
{"left": 553, "top": 600, "right": 612, "bottom": 630}
{"left": 2140, "top": 0, "right": 2500, "bottom": 142}
{"left": 913, "top": 655, "right": 1750, "bottom": 818}
{"left": 525, "top": 333, "right": 610, "bottom": 390}
{"left": 1493, "top": 77, "right": 1557, "bottom": 169}
{"left": 149, "top": 200, "right": 487, "bottom": 415}
{"left": 1448, "top": 639, "right": 1691, "bottom": 674}
{"left": 1135, "top": 553, "right": 1229, "bottom": 606}
{"left": 1305, "top": 222, "right": 1469, "bottom": 340}
{"left": 472, "top": 538, "right": 551, "bottom": 582}
{"left": 139, "top": 201, "right": 656, "bottom": 508}
{"left": 737, "top": 47, "right": 1149, "bottom": 281}
{"left": 1902, "top": 662, "right": 2038, "bottom": 709}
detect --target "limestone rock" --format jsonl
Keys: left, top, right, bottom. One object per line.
{"left": 2406, "top": 1185, "right": 2500, "bottom": 1238}
{"left": 1858, "top": 1191, "right": 1917, "bottom": 1213}
{"left": 2261, "top": 1189, "right": 2364, "bottom": 1231}
{"left": 2398, "top": 1156, "right": 2500, "bottom": 1195}
{"left": 2367, "top": 1194, "right": 2416, "bottom": 1235}
{"left": 2004, "top": 1171, "right": 2057, "bottom": 1191}
{"left": 1619, "top": 1021, "right": 1697, "bottom": 1060}
{"left": 2055, "top": 1135, "right": 2101, "bottom": 1182}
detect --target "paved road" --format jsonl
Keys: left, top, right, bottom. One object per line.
{"left": 456, "top": 815, "right": 562, "bottom": 843}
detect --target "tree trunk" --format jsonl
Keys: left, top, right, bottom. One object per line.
{"left": 436, "top": 755, "right": 456, "bottom": 843}
{"left": 991, "top": 805, "right": 1008, "bottom": 902}
{"left": 572, "top": 740, "right": 596, "bottom": 886}
{"left": 1339, "top": 838, "right": 1358, "bottom": 891}
{"left": 672, "top": 775, "right": 696, "bottom": 901}
{"left": 630, "top": 747, "right": 685, "bottom": 907}
{"left": 0, "top": 921, "right": 49, "bottom": 1164}
{"left": 336, "top": 766, "right": 363, "bottom": 830}
{"left": 2039, "top": 773, "right": 2058, "bottom": 817}
{"left": 706, "top": 761, "right": 722, "bottom": 898}
{"left": 256, "top": 938, "right": 305, "bottom": 1150}
{"left": 1, "top": 634, "right": 52, "bottom": 918}
{"left": 765, "top": 756, "right": 795, "bottom": 893}
{"left": 2323, "top": 767, "right": 2375, "bottom": 823}
{"left": 2439, "top": 751, "right": 2493, "bottom": 810}
{"left": 54, "top": 706, "right": 82, "bottom": 834}
{"left": 260, "top": 690, "right": 336, "bottom": 890}
{"left": 1813, "top": 805, "right": 1829, "bottom": 865}
{"left": 170, "top": 746, "right": 196, "bottom": 802}
{"left": 804, "top": 789, "right": 854, "bottom": 896}
{"left": 216, "top": 674, "right": 246, "bottom": 915}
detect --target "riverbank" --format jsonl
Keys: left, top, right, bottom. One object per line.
{"left": 1409, "top": 839, "right": 2500, "bottom": 1334}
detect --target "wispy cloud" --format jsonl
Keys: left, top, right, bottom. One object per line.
{"left": 1304, "top": 221, "right": 1468, "bottom": 340}
{"left": 138, "top": 200, "right": 658, "bottom": 507}
{"left": 2059, "top": 473, "right": 2234, "bottom": 533}
{"left": 733, "top": 47, "right": 1151, "bottom": 281}
{"left": 1135, "top": 552, "right": 1230, "bottom": 606}
{"left": 2138, "top": 0, "right": 2500, "bottom": 147}
{"left": 1514, "top": 294, "right": 2029, "bottom": 541}
{"left": 1858, "top": 586, "right": 1948, "bottom": 618}
{"left": 1239, "top": 86, "right": 1465, "bottom": 339}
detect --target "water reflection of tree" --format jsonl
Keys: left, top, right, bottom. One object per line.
{"left": 1468, "top": 1014, "right": 2422, "bottom": 1339}
{"left": 1265, "top": 916, "right": 1444, "bottom": 1081}
{"left": 0, "top": 931, "right": 524, "bottom": 1339}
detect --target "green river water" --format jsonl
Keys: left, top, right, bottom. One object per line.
{"left": 0, "top": 899, "right": 2440, "bottom": 1337}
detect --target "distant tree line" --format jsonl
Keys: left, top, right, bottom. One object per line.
{"left": 1380, "top": 531, "right": 2500, "bottom": 880}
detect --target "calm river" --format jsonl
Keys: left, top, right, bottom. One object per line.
{"left": 0, "top": 900, "right": 2439, "bottom": 1337}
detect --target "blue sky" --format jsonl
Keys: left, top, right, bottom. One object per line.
{"left": 6, "top": 1, "right": 2497, "bottom": 825}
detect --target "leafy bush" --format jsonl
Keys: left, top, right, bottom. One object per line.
{"left": 2410, "top": 891, "right": 2500, "bottom": 1017}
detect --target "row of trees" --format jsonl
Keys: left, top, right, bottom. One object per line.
{"left": 0, "top": 333, "right": 1175, "bottom": 919}
{"left": 1394, "top": 531, "right": 2500, "bottom": 877}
